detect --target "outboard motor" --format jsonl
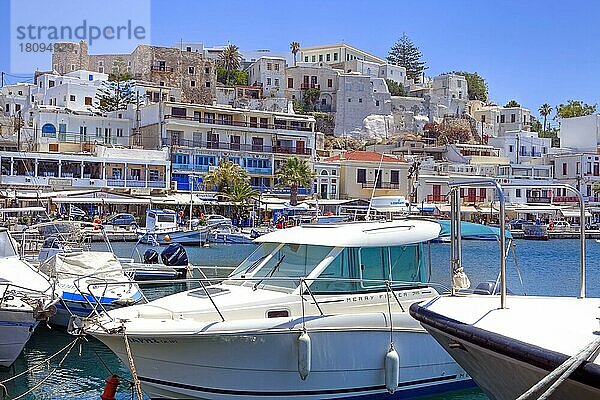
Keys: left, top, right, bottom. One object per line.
{"left": 143, "top": 249, "right": 160, "bottom": 264}
{"left": 161, "top": 243, "right": 188, "bottom": 266}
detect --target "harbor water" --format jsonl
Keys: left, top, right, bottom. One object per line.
{"left": 5, "top": 238, "right": 599, "bottom": 399}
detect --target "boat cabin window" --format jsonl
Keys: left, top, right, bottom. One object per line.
{"left": 0, "top": 231, "right": 17, "bottom": 258}
{"left": 157, "top": 214, "right": 176, "bottom": 223}
{"left": 310, "top": 244, "right": 423, "bottom": 294}
{"left": 246, "top": 244, "right": 333, "bottom": 291}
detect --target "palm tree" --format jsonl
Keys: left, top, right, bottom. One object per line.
{"left": 276, "top": 157, "right": 315, "bottom": 206}
{"left": 290, "top": 41, "right": 301, "bottom": 66}
{"left": 203, "top": 161, "right": 249, "bottom": 194}
{"left": 219, "top": 44, "right": 242, "bottom": 85}
{"left": 225, "top": 182, "right": 259, "bottom": 205}
{"left": 539, "top": 103, "right": 552, "bottom": 132}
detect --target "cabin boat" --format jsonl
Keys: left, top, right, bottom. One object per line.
{"left": 410, "top": 181, "right": 600, "bottom": 400}
{"left": 138, "top": 209, "right": 208, "bottom": 246}
{"left": 207, "top": 224, "right": 254, "bottom": 244}
{"left": 0, "top": 228, "right": 60, "bottom": 366}
{"left": 84, "top": 220, "right": 472, "bottom": 399}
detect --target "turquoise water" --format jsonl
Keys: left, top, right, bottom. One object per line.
{"left": 5, "top": 239, "right": 599, "bottom": 399}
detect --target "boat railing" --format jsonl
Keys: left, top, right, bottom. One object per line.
{"left": 75, "top": 276, "right": 451, "bottom": 326}
{"left": 0, "top": 281, "right": 59, "bottom": 309}
{"left": 447, "top": 180, "right": 586, "bottom": 309}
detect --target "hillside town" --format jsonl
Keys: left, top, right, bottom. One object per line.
{"left": 1, "top": 38, "right": 598, "bottom": 225}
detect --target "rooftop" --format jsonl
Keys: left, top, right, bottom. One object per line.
{"left": 324, "top": 151, "right": 405, "bottom": 163}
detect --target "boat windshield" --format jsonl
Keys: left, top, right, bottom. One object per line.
{"left": 229, "top": 242, "right": 280, "bottom": 280}
{"left": 0, "top": 231, "right": 17, "bottom": 258}
{"left": 240, "top": 243, "right": 334, "bottom": 292}
{"left": 309, "top": 244, "right": 425, "bottom": 294}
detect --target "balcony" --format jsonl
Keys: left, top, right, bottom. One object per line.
{"left": 361, "top": 181, "right": 400, "bottom": 189}
{"left": 526, "top": 196, "right": 552, "bottom": 204}
{"left": 107, "top": 179, "right": 126, "bottom": 187}
{"left": 462, "top": 195, "right": 486, "bottom": 203}
{"left": 427, "top": 194, "right": 448, "bottom": 202}
{"left": 246, "top": 167, "right": 272, "bottom": 175}
{"left": 172, "top": 163, "right": 209, "bottom": 173}
{"left": 301, "top": 83, "right": 320, "bottom": 90}
{"left": 147, "top": 181, "right": 167, "bottom": 188}
{"left": 151, "top": 64, "right": 174, "bottom": 72}
{"left": 165, "top": 115, "right": 312, "bottom": 132}
{"left": 553, "top": 196, "right": 579, "bottom": 203}
{"left": 273, "top": 146, "right": 311, "bottom": 156}
{"left": 164, "top": 137, "right": 275, "bottom": 154}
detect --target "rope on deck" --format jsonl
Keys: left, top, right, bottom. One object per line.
{"left": 516, "top": 335, "right": 600, "bottom": 400}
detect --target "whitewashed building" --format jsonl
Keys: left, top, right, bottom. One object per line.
{"left": 488, "top": 130, "right": 551, "bottom": 164}
{"left": 247, "top": 56, "right": 286, "bottom": 97}
{"left": 558, "top": 114, "right": 600, "bottom": 152}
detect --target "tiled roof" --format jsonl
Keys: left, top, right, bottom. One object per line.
{"left": 324, "top": 151, "right": 404, "bottom": 163}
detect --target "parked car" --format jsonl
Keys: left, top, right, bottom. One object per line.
{"left": 507, "top": 219, "right": 532, "bottom": 230}
{"left": 549, "top": 220, "right": 571, "bottom": 231}
{"left": 587, "top": 221, "right": 600, "bottom": 230}
{"left": 107, "top": 213, "right": 137, "bottom": 227}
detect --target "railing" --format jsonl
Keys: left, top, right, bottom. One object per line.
{"left": 553, "top": 196, "right": 579, "bottom": 203}
{"left": 147, "top": 181, "right": 167, "bottom": 188}
{"left": 461, "top": 195, "right": 486, "bottom": 203}
{"left": 526, "top": 196, "right": 552, "bottom": 204}
{"left": 165, "top": 114, "right": 313, "bottom": 132}
{"left": 172, "top": 163, "right": 210, "bottom": 173}
{"left": 426, "top": 194, "right": 448, "bottom": 202}
{"left": 107, "top": 179, "right": 125, "bottom": 187}
{"left": 361, "top": 181, "right": 400, "bottom": 189}
{"left": 54, "top": 133, "right": 118, "bottom": 145}
{"left": 301, "top": 83, "right": 320, "bottom": 89}
{"left": 246, "top": 167, "right": 272, "bottom": 175}
{"left": 164, "top": 137, "right": 311, "bottom": 155}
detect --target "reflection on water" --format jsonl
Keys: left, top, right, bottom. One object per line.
{"left": 7, "top": 239, "right": 600, "bottom": 399}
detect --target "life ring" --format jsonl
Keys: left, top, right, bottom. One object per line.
{"left": 548, "top": 221, "right": 554, "bottom": 231}
{"left": 93, "top": 217, "right": 102, "bottom": 230}
{"left": 178, "top": 210, "right": 184, "bottom": 218}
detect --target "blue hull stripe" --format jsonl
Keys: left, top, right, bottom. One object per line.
{"left": 141, "top": 374, "right": 473, "bottom": 398}
{"left": 61, "top": 290, "right": 142, "bottom": 304}
{"left": 0, "top": 321, "right": 36, "bottom": 328}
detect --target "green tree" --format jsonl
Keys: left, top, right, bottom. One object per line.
{"left": 224, "top": 182, "right": 259, "bottom": 213}
{"left": 505, "top": 100, "right": 520, "bottom": 108}
{"left": 386, "top": 79, "right": 405, "bottom": 96}
{"left": 290, "top": 41, "right": 301, "bottom": 66}
{"left": 276, "top": 157, "right": 315, "bottom": 206}
{"left": 387, "top": 33, "right": 427, "bottom": 83}
{"left": 530, "top": 116, "right": 543, "bottom": 133}
{"left": 538, "top": 127, "right": 560, "bottom": 147}
{"left": 95, "top": 72, "right": 135, "bottom": 113}
{"left": 538, "top": 103, "right": 552, "bottom": 132}
{"left": 203, "top": 161, "right": 250, "bottom": 194}
{"left": 302, "top": 88, "right": 320, "bottom": 111}
{"left": 452, "top": 72, "right": 488, "bottom": 102}
{"left": 555, "top": 100, "right": 597, "bottom": 119}
{"left": 218, "top": 44, "right": 242, "bottom": 85}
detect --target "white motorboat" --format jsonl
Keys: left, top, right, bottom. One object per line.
{"left": 0, "top": 228, "right": 60, "bottom": 366}
{"left": 39, "top": 251, "right": 144, "bottom": 327}
{"left": 207, "top": 223, "right": 254, "bottom": 244}
{"left": 410, "top": 180, "right": 600, "bottom": 400}
{"left": 138, "top": 209, "right": 209, "bottom": 246}
{"left": 84, "top": 220, "right": 472, "bottom": 399}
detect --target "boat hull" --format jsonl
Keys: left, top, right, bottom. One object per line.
{"left": 140, "top": 229, "right": 208, "bottom": 246}
{"left": 94, "top": 327, "right": 471, "bottom": 399}
{"left": 0, "top": 309, "right": 38, "bottom": 367}
{"left": 410, "top": 304, "right": 600, "bottom": 400}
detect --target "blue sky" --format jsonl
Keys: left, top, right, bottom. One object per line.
{"left": 1, "top": 0, "right": 599, "bottom": 121}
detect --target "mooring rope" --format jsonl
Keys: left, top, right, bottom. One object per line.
{"left": 516, "top": 335, "right": 600, "bottom": 400}
{"left": 7, "top": 337, "right": 80, "bottom": 400}
{"left": 123, "top": 329, "right": 143, "bottom": 400}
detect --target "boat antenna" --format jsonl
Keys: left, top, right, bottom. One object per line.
{"left": 365, "top": 153, "right": 385, "bottom": 221}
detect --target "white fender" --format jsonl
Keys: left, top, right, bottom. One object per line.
{"left": 384, "top": 345, "right": 400, "bottom": 394}
{"left": 298, "top": 331, "right": 311, "bottom": 380}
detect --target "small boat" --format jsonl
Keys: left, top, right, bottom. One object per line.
{"left": 207, "top": 224, "right": 254, "bottom": 244}
{"left": 138, "top": 210, "right": 208, "bottom": 246}
{"left": 0, "top": 228, "right": 60, "bottom": 366}
{"left": 410, "top": 181, "right": 599, "bottom": 400}
{"left": 522, "top": 223, "right": 549, "bottom": 240}
{"left": 84, "top": 219, "right": 472, "bottom": 399}
{"left": 39, "top": 251, "right": 144, "bottom": 326}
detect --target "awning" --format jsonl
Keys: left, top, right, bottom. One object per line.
{"left": 506, "top": 204, "right": 561, "bottom": 213}
{"left": 51, "top": 196, "right": 150, "bottom": 205}
{"left": 560, "top": 209, "right": 592, "bottom": 218}
{"left": 0, "top": 207, "right": 46, "bottom": 213}
{"left": 436, "top": 204, "right": 480, "bottom": 213}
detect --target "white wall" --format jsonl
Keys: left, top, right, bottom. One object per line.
{"left": 559, "top": 114, "right": 600, "bottom": 152}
